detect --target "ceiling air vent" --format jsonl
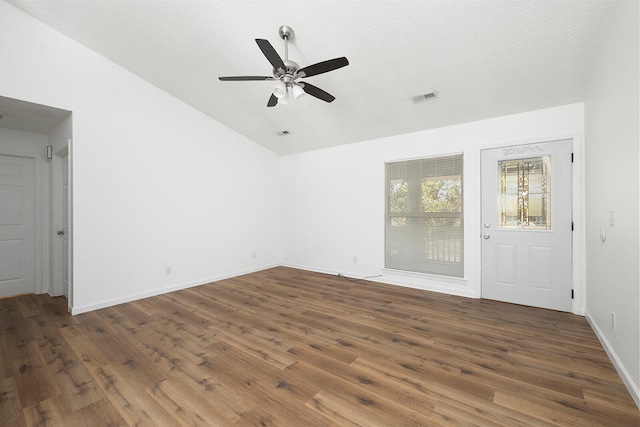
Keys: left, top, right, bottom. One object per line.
{"left": 411, "top": 92, "right": 437, "bottom": 104}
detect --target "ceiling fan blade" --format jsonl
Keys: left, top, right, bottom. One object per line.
{"left": 219, "top": 76, "right": 274, "bottom": 81}
{"left": 267, "top": 94, "right": 278, "bottom": 107}
{"left": 256, "top": 39, "right": 285, "bottom": 71}
{"left": 301, "top": 82, "right": 335, "bottom": 103}
{"left": 298, "top": 57, "right": 349, "bottom": 78}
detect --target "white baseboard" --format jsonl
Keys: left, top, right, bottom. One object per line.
{"left": 280, "top": 262, "right": 477, "bottom": 299}
{"left": 373, "top": 276, "right": 476, "bottom": 299}
{"left": 280, "top": 262, "right": 346, "bottom": 277}
{"left": 46, "top": 287, "right": 63, "bottom": 298}
{"left": 71, "top": 264, "right": 279, "bottom": 315}
{"left": 70, "top": 262, "right": 474, "bottom": 315}
{"left": 585, "top": 310, "right": 640, "bottom": 409}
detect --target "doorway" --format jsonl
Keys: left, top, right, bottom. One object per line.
{"left": 481, "top": 139, "right": 573, "bottom": 312}
{"left": 0, "top": 95, "right": 72, "bottom": 308}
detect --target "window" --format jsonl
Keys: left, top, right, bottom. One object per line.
{"left": 385, "top": 154, "right": 464, "bottom": 277}
{"left": 498, "top": 156, "right": 550, "bottom": 229}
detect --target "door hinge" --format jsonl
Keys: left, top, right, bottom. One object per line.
{"left": 571, "top": 289, "right": 574, "bottom": 299}
{"left": 571, "top": 152, "right": 574, "bottom": 163}
{"left": 571, "top": 221, "right": 574, "bottom": 231}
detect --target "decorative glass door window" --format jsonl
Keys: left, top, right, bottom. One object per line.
{"left": 498, "top": 156, "right": 550, "bottom": 229}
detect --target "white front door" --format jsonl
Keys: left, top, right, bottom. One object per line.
{"left": 481, "top": 140, "right": 572, "bottom": 312}
{"left": 0, "top": 154, "right": 35, "bottom": 298}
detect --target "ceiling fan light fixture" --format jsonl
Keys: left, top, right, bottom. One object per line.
{"left": 273, "top": 81, "right": 287, "bottom": 99}
{"left": 278, "top": 92, "right": 290, "bottom": 105}
{"left": 292, "top": 83, "right": 305, "bottom": 99}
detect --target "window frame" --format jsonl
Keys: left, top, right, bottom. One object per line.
{"left": 384, "top": 153, "right": 464, "bottom": 278}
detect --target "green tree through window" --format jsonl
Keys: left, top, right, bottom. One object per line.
{"left": 422, "top": 178, "right": 462, "bottom": 212}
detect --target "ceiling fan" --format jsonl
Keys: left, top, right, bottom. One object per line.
{"left": 219, "top": 25, "right": 349, "bottom": 107}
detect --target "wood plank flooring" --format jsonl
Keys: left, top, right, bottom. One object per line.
{"left": 1, "top": 266, "right": 638, "bottom": 426}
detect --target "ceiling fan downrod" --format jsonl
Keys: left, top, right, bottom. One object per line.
{"left": 275, "top": 25, "right": 302, "bottom": 104}
{"left": 279, "top": 25, "right": 293, "bottom": 61}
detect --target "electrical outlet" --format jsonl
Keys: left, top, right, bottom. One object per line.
{"left": 611, "top": 312, "right": 616, "bottom": 329}
{"left": 165, "top": 266, "right": 172, "bottom": 275}
{"left": 253, "top": 252, "right": 257, "bottom": 259}
{"left": 353, "top": 256, "right": 358, "bottom": 264}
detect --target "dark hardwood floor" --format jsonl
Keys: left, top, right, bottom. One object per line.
{"left": 0, "top": 267, "right": 638, "bottom": 426}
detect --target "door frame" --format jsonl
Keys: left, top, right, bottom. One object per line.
{"left": 50, "top": 144, "right": 68, "bottom": 297}
{"left": 476, "top": 133, "right": 584, "bottom": 315}
{"left": 0, "top": 148, "right": 47, "bottom": 295}
{"left": 50, "top": 141, "right": 73, "bottom": 312}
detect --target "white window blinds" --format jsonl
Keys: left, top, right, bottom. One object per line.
{"left": 385, "top": 154, "right": 464, "bottom": 278}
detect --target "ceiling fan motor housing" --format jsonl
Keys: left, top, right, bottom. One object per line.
{"left": 274, "top": 60, "right": 300, "bottom": 81}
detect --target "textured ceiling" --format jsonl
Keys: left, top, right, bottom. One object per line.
{"left": 4, "top": 0, "right": 615, "bottom": 155}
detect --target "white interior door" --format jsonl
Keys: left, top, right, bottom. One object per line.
{"left": 0, "top": 155, "right": 35, "bottom": 298}
{"left": 62, "top": 154, "right": 69, "bottom": 298}
{"left": 481, "top": 140, "right": 572, "bottom": 312}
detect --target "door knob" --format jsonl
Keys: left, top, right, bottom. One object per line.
{"left": 57, "top": 230, "right": 65, "bottom": 235}
{"left": 483, "top": 234, "right": 490, "bottom": 239}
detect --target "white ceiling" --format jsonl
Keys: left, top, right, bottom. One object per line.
{"left": 5, "top": 0, "right": 615, "bottom": 155}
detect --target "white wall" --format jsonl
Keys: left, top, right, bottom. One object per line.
{"left": 48, "top": 113, "right": 72, "bottom": 153}
{"left": 281, "top": 103, "right": 584, "bottom": 303}
{"left": 0, "top": 1, "right": 282, "bottom": 313}
{"left": 0, "top": 127, "right": 50, "bottom": 294}
{"left": 584, "top": 0, "right": 639, "bottom": 407}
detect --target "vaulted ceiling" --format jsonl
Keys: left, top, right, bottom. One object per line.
{"left": 4, "top": 0, "right": 616, "bottom": 155}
